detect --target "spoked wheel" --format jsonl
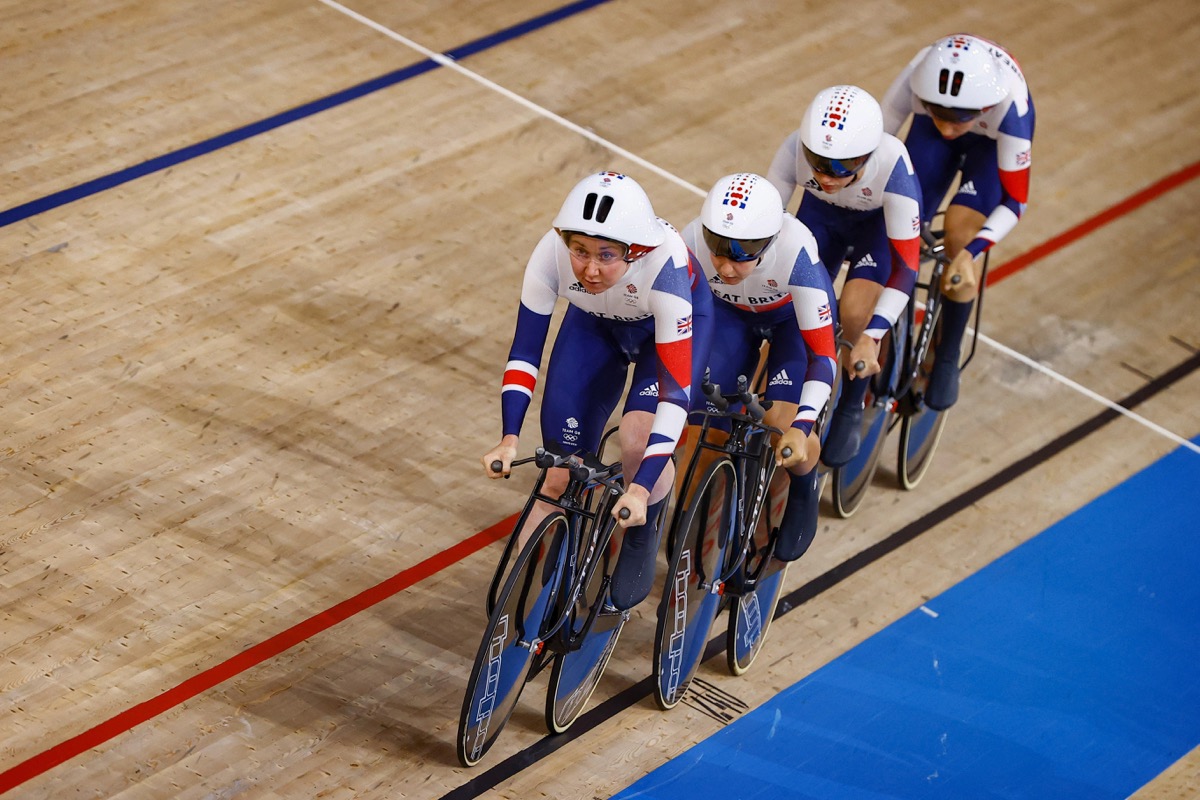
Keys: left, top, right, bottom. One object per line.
{"left": 545, "top": 502, "right": 626, "bottom": 734}
{"left": 727, "top": 463, "right": 789, "bottom": 676}
{"left": 457, "top": 513, "right": 566, "bottom": 767}
{"left": 653, "top": 457, "right": 736, "bottom": 710}
{"left": 831, "top": 326, "right": 901, "bottom": 518}
{"left": 898, "top": 316, "right": 948, "bottom": 490}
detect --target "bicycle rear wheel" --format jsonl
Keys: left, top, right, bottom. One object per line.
{"left": 545, "top": 503, "right": 627, "bottom": 734}
{"left": 727, "top": 562, "right": 787, "bottom": 676}
{"left": 727, "top": 463, "right": 789, "bottom": 676}
{"left": 457, "top": 512, "right": 566, "bottom": 767}
{"left": 653, "top": 457, "right": 736, "bottom": 710}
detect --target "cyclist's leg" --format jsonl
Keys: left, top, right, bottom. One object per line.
{"left": 823, "top": 212, "right": 892, "bottom": 466}
{"left": 531, "top": 306, "right": 628, "bottom": 547}
{"left": 607, "top": 308, "right": 706, "bottom": 611}
{"left": 760, "top": 317, "right": 821, "bottom": 562}
{"left": 927, "top": 136, "right": 1001, "bottom": 409}
{"left": 608, "top": 407, "right": 673, "bottom": 611}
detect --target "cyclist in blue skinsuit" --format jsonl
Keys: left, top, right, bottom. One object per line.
{"left": 482, "top": 171, "right": 713, "bottom": 610}
{"left": 881, "top": 33, "right": 1035, "bottom": 409}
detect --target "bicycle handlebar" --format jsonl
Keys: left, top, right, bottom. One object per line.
{"left": 702, "top": 373, "right": 767, "bottom": 423}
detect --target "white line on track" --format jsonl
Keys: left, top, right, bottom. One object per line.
{"left": 317, "top": 0, "right": 1198, "bottom": 457}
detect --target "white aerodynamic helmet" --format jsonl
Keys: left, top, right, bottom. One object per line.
{"left": 798, "top": 85, "right": 883, "bottom": 178}
{"left": 553, "top": 171, "right": 665, "bottom": 261}
{"left": 700, "top": 173, "right": 783, "bottom": 262}
{"left": 910, "top": 35, "right": 1008, "bottom": 115}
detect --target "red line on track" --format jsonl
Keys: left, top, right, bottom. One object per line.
{"left": 3, "top": 158, "right": 1198, "bottom": 796}
{"left": 0, "top": 514, "right": 517, "bottom": 794}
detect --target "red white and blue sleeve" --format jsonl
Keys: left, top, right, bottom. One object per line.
{"left": 788, "top": 253, "right": 838, "bottom": 436}
{"left": 865, "top": 151, "right": 924, "bottom": 340}
{"left": 766, "top": 130, "right": 803, "bottom": 208}
{"left": 634, "top": 255, "right": 695, "bottom": 491}
{"left": 500, "top": 235, "right": 560, "bottom": 438}
{"left": 966, "top": 100, "right": 1034, "bottom": 258}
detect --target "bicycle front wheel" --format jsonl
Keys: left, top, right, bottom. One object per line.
{"left": 457, "top": 512, "right": 566, "bottom": 767}
{"left": 653, "top": 457, "right": 736, "bottom": 710}
{"left": 545, "top": 510, "right": 624, "bottom": 734}
{"left": 832, "top": 327, "right": 900, "bottom": 518}
{"left": 898, "top": 315, "right": 949, "bottom": 489}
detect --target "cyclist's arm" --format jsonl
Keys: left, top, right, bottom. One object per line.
{"left": 880, "top": 51, "right": 926, "bottom": 136}
{"left": 634, "top": 256, "right": 694, "bottom": 493}
{"left": 765, "top": 130, "right": 803, "bottom": 210}
{"left": 864, "top": 151, "right": 924, "bottom": 341}
{"left": 788, "top": 255, "right": 838, "bottom": 436}
{"left": 500, "top": 234, "right": 560, "bottom": 438}
{"left": 964, "top": 101, "right": 1034, "bottom": 258}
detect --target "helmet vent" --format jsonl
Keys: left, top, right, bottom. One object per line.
{"left": 580, "top": 192, "right": 615, "bottom": 223}
{"left": 595, "top": 195, "right": 614, "bottom": 223}
{"left": 938, "top": 69, "right": 967, "bottom": 97}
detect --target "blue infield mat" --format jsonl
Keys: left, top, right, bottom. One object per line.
{"left": 613, "top": 441, "right": 1200, "bottom": 799}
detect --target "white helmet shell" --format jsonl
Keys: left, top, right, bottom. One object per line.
{"left": 798, "top": 85, "right": 883, "bottom": 160}
{"left": 910, "top": 35, "right": 1008, "bottom": 109}
{"left": 553, "top": 171, "right": 665, "bottom": 257}
{"left": 701, "top": 173, "right": 783, "bottom": 240}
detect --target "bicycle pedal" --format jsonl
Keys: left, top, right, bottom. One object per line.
{"left": 599, "top": 603, "right": 630, "bottom": 621}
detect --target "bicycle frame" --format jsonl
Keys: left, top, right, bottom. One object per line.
{"left": 485, "top": 440, "right": 625, "bottom": 659}
{"left": 678, "top": 379, "right": 783, "bottom": 592}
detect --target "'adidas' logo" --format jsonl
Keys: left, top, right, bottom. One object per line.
{"left": 958, "top": 180, "right": 978, "bottom": 196}
{"left": 854, "top": 253, "right": 877, "bottom": 269}
{"left": 639, "top": 382, "right": 659, "bottom": 397}
{"left": 768, "top": 369, "right": 793, "bottom": 387}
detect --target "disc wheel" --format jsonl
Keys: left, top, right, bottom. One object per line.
{"left": 457, "top": 513, "right": 565, "bottom": 767}
{"left": 652, "top": 457, "right": 736, "bottom": 710}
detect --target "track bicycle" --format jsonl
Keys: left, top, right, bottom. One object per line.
{"left": 829, "top": 218, "right": 990, "bottom": 515}
{"left": 457, "top": 433, "right": 640, "bottom": 767}
{"left": 652, "top": 372, "right": 795, "bottom": 710}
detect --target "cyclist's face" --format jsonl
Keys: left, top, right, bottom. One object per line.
{"left": 710, "top": 254, "right": 758, "bottom": 285}
{"left": 565, "top": 234, "right": 629, "bottom": 293}
{"left": 812, "top": 172, "right": 857, "bottom": 194}
{"left": 931, "top": 116, "right": 977, "bottom": 140}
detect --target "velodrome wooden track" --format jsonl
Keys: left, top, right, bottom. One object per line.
{"left": 2, "top": 1, "right": 1198, "bottom": 797}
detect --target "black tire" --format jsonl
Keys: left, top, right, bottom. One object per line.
{"left": 457, "top": 513, "right": 566, "bottom": 767}
{"left": 653, "top": 457, "right": 736, "bottom": 710}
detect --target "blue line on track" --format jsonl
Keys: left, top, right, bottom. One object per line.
{"left": 0, "top": 0, "right": 613, "bottom": 230}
